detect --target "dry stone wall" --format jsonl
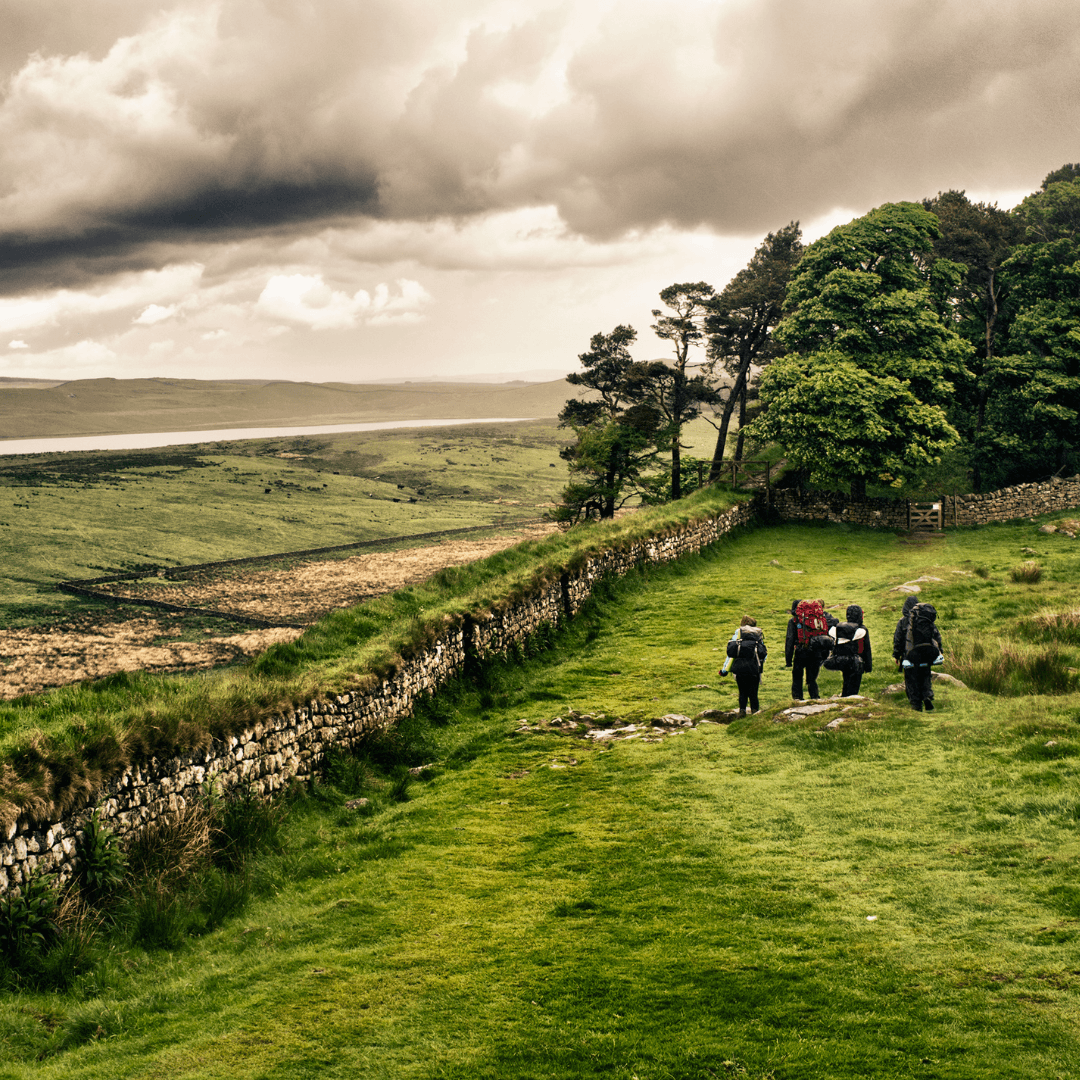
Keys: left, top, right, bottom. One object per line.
{"left": 772, "top": 475, "right": 1080, "bottom": 530}
{"left": 0, "top": 497, "right": 759, "bottom": 895}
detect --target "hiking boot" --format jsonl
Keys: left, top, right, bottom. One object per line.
{"left": 924, "top": 701, "right": 935, "bottom": 712}
{"left": 913, "top": 703, "right": 923, "bottom": 712}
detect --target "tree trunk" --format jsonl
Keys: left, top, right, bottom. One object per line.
{"left": 707, "top": 364, "right": 749, "bottom": 481}
{"left": 734, "top": 382, "right": 748, "bottom": 462}
{"left": 850, "top": 475, "right": 867, "bottom": 499}
{"left": 671, "top": 430, "right": 681, "bottom": 501}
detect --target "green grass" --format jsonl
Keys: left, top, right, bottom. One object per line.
{"left": 2, "top": 518, "right": 1080, "bottom": 1077}
{"left": 0, "top": 420, "right": 566, "bottom": 626}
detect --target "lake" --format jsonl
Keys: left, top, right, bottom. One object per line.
{"left": 0, "top": 417, "right": 536, "bottom": 457}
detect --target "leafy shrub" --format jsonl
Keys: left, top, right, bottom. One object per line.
{"left": 75, "top": 810, "right": 128, "bottom": 907}
{"left": 1011, "top": 560, "right": 1043, "bottom": 583}
{"left": 0, "top": 871, "right": 61, "bottom": 964}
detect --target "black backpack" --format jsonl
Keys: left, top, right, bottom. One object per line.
{"left": 823, "top": 622, "right": 863, "bottom": 671}
{"left": 728, "top": 628, "right": 763, "bottom": 671}
{"left": 904, "top": 603, "right": 939, "bottom": 665}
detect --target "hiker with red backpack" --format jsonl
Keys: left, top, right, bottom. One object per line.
{"left": 825, "top": 604, "right": 873, "bottom": 697}
{"left": 719, "top": 615, "right": 768, "bottom": 716}
{"left": 785, "top": 599, "right": 832, "bottom": 700}
{"left": 893, "top": 596, "right": 943, "bottom": 711}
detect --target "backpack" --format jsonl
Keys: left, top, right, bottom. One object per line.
{"left": 727, "top": 628, "right": 764, "bottom": 672}
{"left": 795, "top": 600, "right": 832, "bottom": 659}
{"left": 904, "top": 603, "right": 939, "bottom": 665}
{"left": 824, "top": 621, "right": 864, "bottom": 671}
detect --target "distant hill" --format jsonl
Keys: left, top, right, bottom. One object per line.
{"left": 0, "top": 377, "right": 576, "bottom": 439}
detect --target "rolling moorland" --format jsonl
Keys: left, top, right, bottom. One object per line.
{"left": 1, "top": 512, "right": 1080, "bottom": 1077}
{"left": 0, "top": 378, "right": 572, "bottom": 440}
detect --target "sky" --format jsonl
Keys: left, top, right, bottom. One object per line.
{"left": 0, "top": 0, "right": 1076, "bottom": 385}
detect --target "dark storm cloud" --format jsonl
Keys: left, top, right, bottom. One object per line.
{"left": 2, "top": 0, "right": 1079, "bottom": 292}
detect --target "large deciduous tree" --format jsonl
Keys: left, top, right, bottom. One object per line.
{"left": 752, "top": 202, "right": 970, "bottom": 496}
{"left": 922, "top": 190, "right": 1023, "bottom": 489}
{"left": 705, "top": 222, "right": 803, "bottom": 480}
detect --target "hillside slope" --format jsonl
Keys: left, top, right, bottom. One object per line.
{"left": 0, "top": 377, "right": 573, "bottom": 439}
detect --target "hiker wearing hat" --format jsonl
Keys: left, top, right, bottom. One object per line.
{"left": 827, "top": 604, "right": 873, "bottom": 697}
{"left": 893, "top": 596, "right": 943, "bottom": 711}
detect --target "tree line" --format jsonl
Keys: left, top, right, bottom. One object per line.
{"left": 554, "top": 163, "right": 1080, "bottom": 522}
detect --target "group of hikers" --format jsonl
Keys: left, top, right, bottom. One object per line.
{"left": 719, "top": 596, "right": 944, "bottom": 716}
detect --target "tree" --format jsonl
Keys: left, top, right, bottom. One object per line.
{"left": 705, "top": 223, "right": 802, "bottom": 480}
{"left": 642, "top": 282, "right": 722, "bottom": 500}
{"left": 753, "top": 202, "right": 971, "bottom": 496}
{"left": 977, "top": 239, "right": 1080, "bottom": 485}
{"left": 922, "top": 191, "right": 1023, "bottom": 489}
{"left": 552, "top": 326, "right": 661, "bottom": 524}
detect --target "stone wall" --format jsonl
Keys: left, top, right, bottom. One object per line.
{"left": 771, "top": 475, "right": 1080, "bottom": 530}
{"left": 0, "top": 497, "right": 759, "bottom": 895}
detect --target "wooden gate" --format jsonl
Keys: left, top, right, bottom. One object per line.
{"left": 908, "top": 501, "right": 943, "bottom": 532}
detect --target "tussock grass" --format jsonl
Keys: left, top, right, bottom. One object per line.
{"left": 1011, "top": 559, "right": 1043, "bottom": 583}
{"left": 949, "top": 636, "right": 1080, "bottom": 696}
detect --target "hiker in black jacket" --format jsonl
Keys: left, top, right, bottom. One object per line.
{"left": 723, "top": 615, "right": 767, "bottom": 716}
{"left": 785, "top": 599, "right": 823, "bottom": 700}
{"left": 893, "top": 597, "right": 943, "bottom": 711}
{"left": 829, "top": 604, "right": 873, "bottom": 697}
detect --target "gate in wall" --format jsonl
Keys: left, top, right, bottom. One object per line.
{"left": 908, "top": 501, "right": 943, "bottom": 532}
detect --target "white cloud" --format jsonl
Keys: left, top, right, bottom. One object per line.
{"left": 256, "top": 274, "right": 431, "bottom": 330}
{"left": 8, "top": 340, "right": 29, "bottom": 349}
{"left": 0, "top": 264, "right": 204, "bottom": 334}
{"left": 134, "top": 303, "right": 180, "bottom": 325}
{"left": 7, "top": 339, "right": 119, "bottom": 379}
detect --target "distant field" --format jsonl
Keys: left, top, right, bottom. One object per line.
{"left": 0, "top": 377, "right": 571, "bottom": 439}
{"left": 0, "top": 420, "right": 566, "bottom": 626}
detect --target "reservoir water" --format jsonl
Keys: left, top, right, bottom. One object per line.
{"left": 0, "top": 417, "right": 536, "bottom": 457}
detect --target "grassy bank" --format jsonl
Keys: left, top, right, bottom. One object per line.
{"left": 2, "top": 517, "right": 1079, "bottom": 1077}
{"left": 0, "top": 486, "right": 749, "bottom": 827}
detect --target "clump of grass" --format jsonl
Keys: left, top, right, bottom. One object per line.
{"left": 1010, "top": 560, "right": 1043, "bottom": 583}
{"left": 974, "top": 565, "right": 991, "bottom": 579}
{"left": 949, "top": 637, "right": 1080, "bottom": 696}
{"left": 1029, "top": 608, "right": 1080, "bottom": 645}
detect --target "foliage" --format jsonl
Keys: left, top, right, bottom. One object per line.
{"left": 640, "top": 282, "right": 724, "bottom": 500}
{"left": 705, "top": 222, "right": 803, "bottom": 478}
{"left": 754, "top": 202, "right": 971, "bottom": 495}
{"left": 74, "top": 811, "right": 128, "bottom": 908}
{"left": 922, "top": 190, "right": 1024, "bottom": 490}
{"left": 754, "top": 348, "right": 959, "bottom": 491}
{"left": 0, "top": 871, "right": 60, "bottom": 968}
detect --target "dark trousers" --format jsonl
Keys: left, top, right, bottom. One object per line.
{"left": 841, "top": 667, "right": 863, "bottom": 697}
{"left": 735, "top": 673, "right": 760, "bottom": 713}
{"left": 791, "top": 651, "right": 820, "bottom": 699}
{"left": 905, "top": 665, "right": 934, "bottom": 709}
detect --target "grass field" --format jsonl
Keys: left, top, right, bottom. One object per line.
{"left": 0, "top": 420, "right": 565, "bottom": 627}
{"left": 3, "top": 516, "right": 1080, "bottom": 1078}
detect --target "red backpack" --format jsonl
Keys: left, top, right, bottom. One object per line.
{"left": 795, "top": 600, "right": 828, "bottom": 650}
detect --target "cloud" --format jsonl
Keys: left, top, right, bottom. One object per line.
{"left": 256, "top": 274, "right": 431, "bottom": 329}
{"left": 0, "top": 264, "right": 203, "bottom": 333}
{"left": 134, "top": 303, "right": 180, "bottom": 325}
{"left": 8, "top": 339, "right": 29, "bottom": 349}
{"left": 1, "top": 0, "right": 1078, "bottom": 293}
